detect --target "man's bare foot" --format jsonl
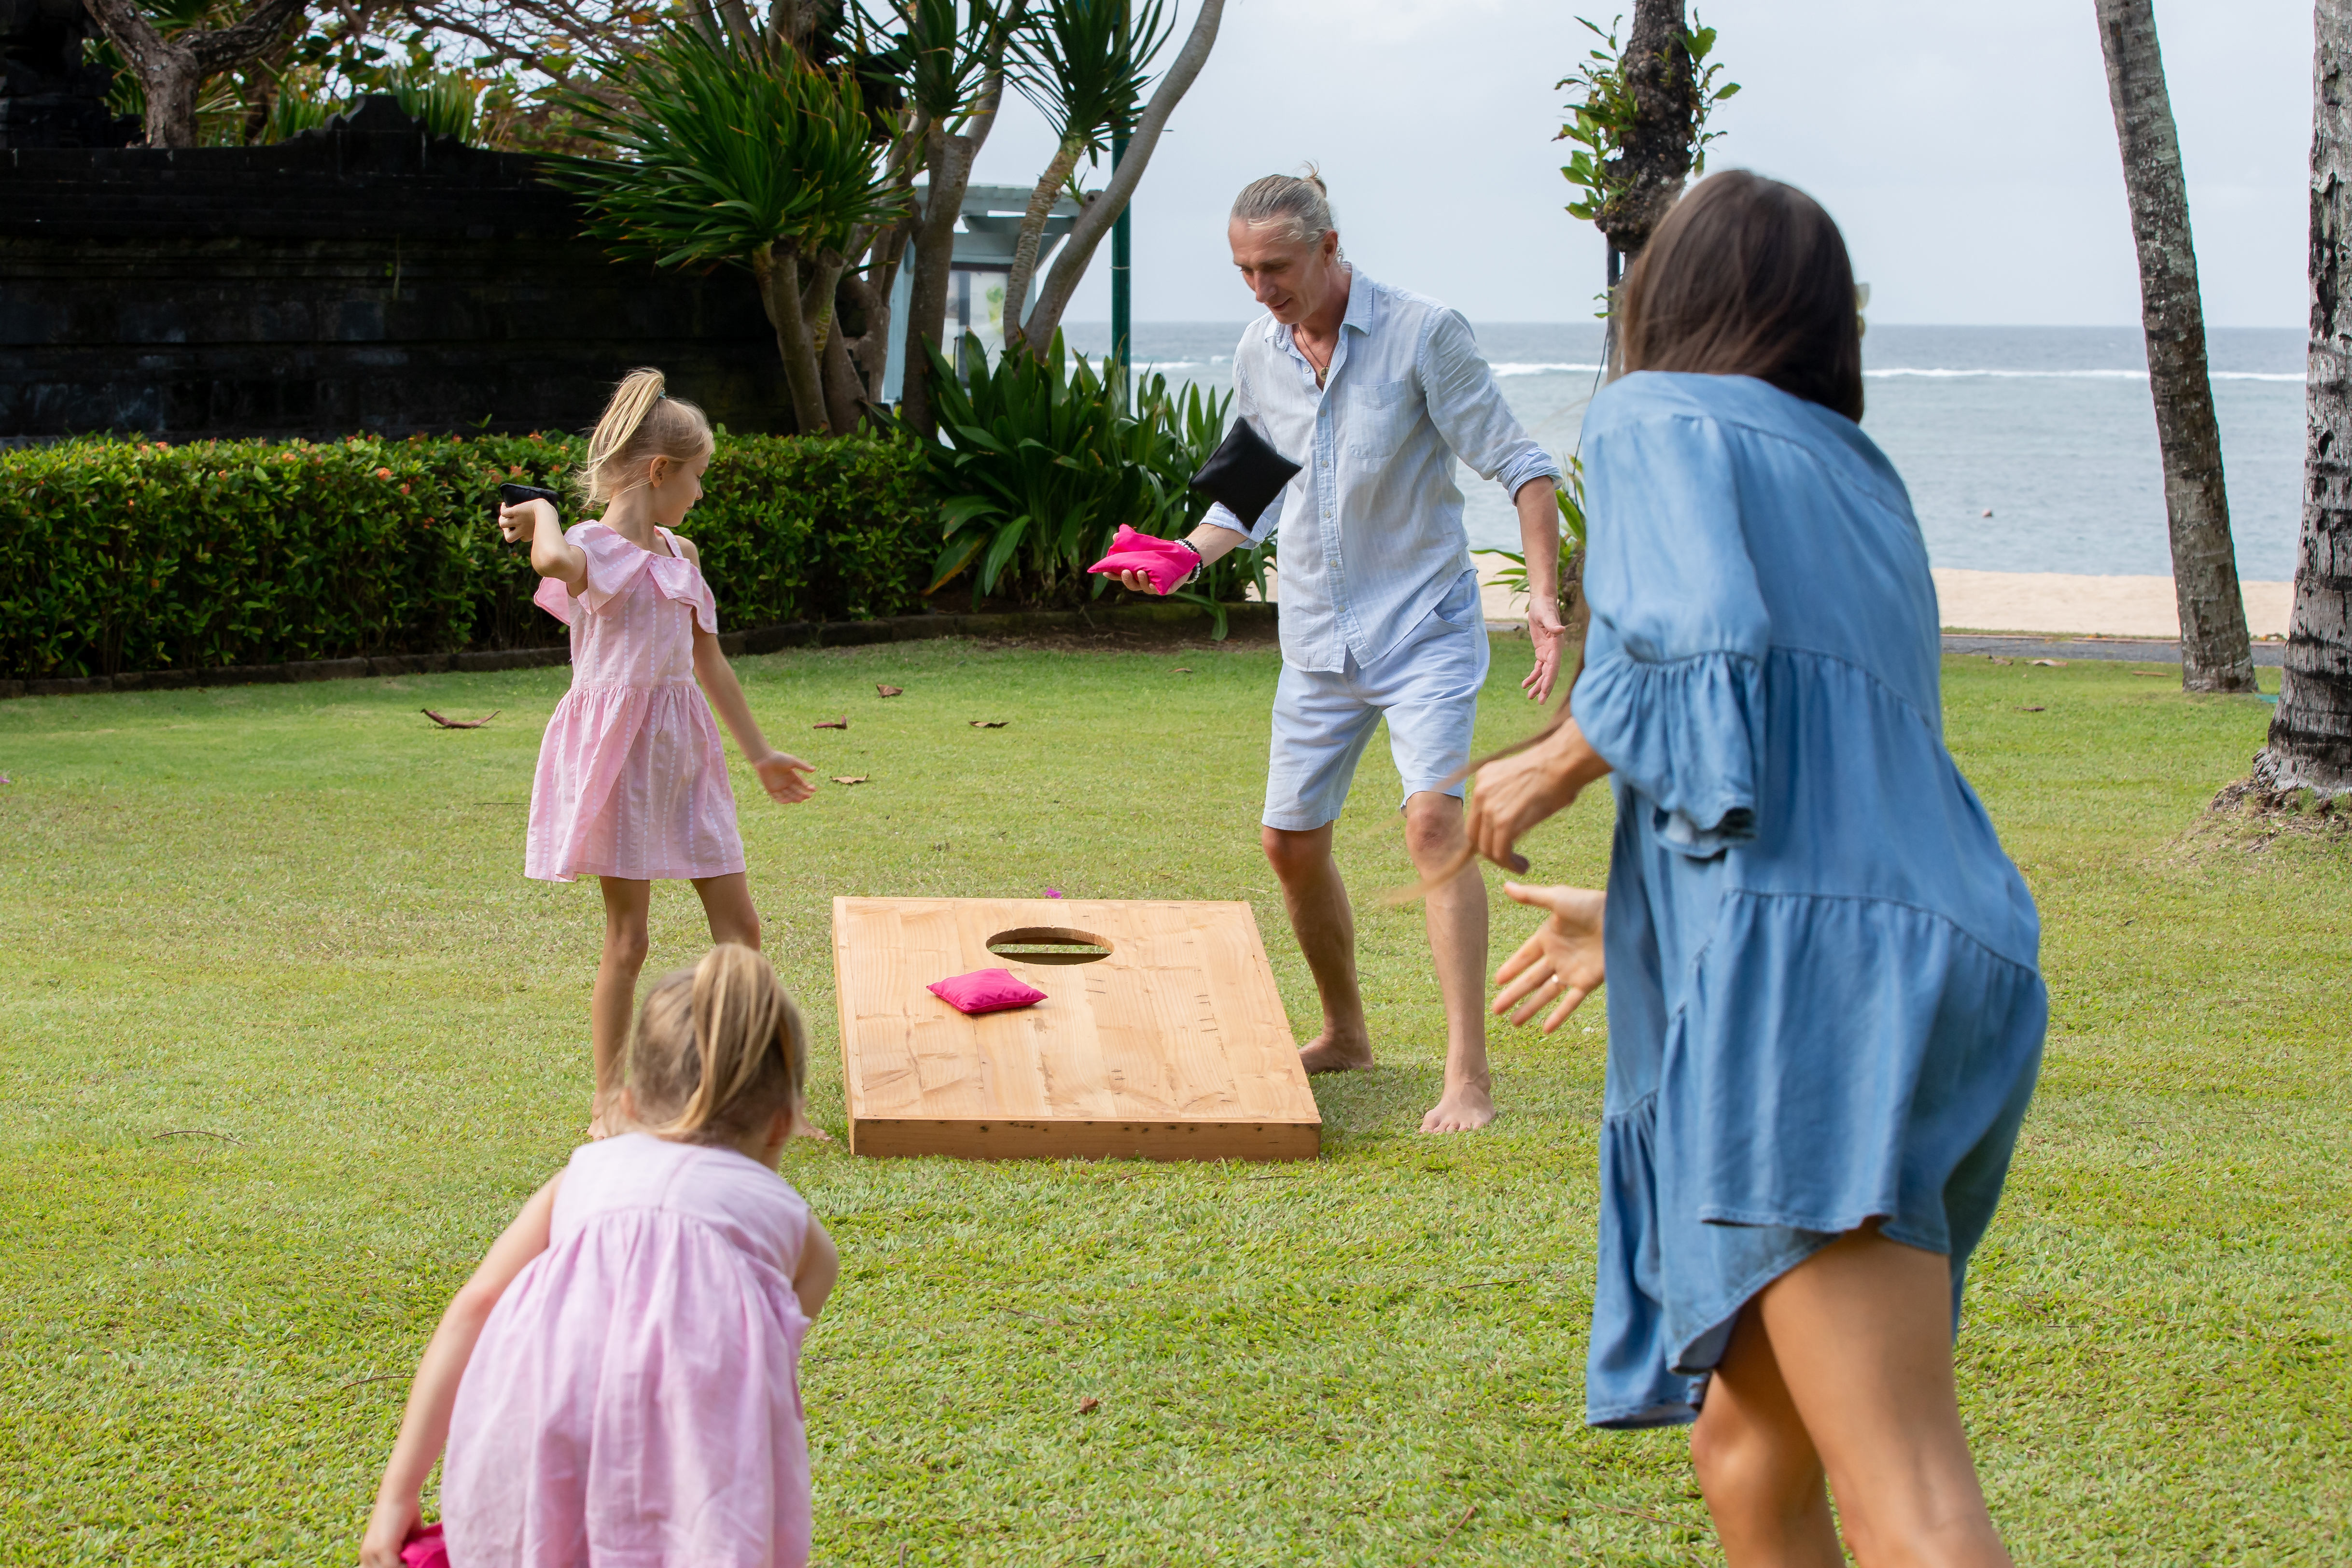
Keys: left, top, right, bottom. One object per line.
{"left": 1420, "top": 1080, "right": 1496, "bottom": 1134}
{"left": 1298, "top": 1029, "right": 1375, "bottom": 1075}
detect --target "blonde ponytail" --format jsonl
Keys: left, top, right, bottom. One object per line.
{"left": 574, "top": 367, "right": 716, "bottom": 507}
{"left": 627, "top": 945, "right": 809, "bottom": 1144}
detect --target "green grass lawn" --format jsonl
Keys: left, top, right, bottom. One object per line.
{"left": 0, "top": 637, "right": 2344, "bottom": 1565}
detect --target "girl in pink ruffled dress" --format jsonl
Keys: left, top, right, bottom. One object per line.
{"left": 496, "top": 369, "right": 814, "bottom": 1136}
{"left": 361, "top": 945, "right": 839, "bottom": 1568}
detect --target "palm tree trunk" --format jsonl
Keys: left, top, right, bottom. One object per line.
{"left": 2257, "top": 0, "right": 2352, "bottom": 796}
{"left": 1003, "top": 137, "right": 1083, "bottom": 358}
{"left": 2095, "top": 0, "right": 2259, "bottom": 694}
{"left": 1596, "top": 0, "right": 1696, "bottom": 259}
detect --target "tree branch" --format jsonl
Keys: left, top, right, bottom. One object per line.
{"left": 1023, "top": 0, "right": 1225, "bottom": 354}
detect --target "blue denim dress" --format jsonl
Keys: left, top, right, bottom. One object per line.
{"left": 1572, "top": 373, "right": 2046, "bottom": 1428}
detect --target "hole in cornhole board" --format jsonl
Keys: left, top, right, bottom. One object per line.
{"left": 833, "top": 897, "right": 1320, "bottom": 1164}
{"left": 985, "top": 927, "right": 1113, "bottom": 964}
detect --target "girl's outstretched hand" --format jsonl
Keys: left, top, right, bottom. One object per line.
{"left": 496, "top": 496, "right": 558, "bottom": 545}
{"left": 753, "top": 752, "right": 816, "bottom": 804}
{"left": 358, "top": 1491, "right": 421, "bottom": 1568}
{"left": 1492, "top": 882, "right": 1606, "bottom": 1033}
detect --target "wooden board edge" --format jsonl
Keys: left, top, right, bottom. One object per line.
{"left": 846, "top": 1117, "right": 1322, "bottom": 1163}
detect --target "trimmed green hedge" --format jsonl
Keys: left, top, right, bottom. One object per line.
{"left": 0, "top": 432, "right": 936, "bottom": 680}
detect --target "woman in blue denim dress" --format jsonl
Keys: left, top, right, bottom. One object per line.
{"left": 1466, "top": 171, "right": 2043, "bottom": 1568}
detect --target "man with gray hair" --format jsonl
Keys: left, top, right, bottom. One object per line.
{"left": 1115, "top": 169, "right": 1564, "bottom": 1133}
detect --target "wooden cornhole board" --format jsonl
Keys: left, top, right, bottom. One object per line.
{"left": 831, "top": 896, "right": 1320, "bottom": 1162}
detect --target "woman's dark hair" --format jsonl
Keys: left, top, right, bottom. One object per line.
{"left": 1616, "top": 169, "right": 1864, "bottom": 421}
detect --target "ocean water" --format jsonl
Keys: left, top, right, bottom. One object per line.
{"left": 1059, "top": 321, "right": 2306, "bottom": 581}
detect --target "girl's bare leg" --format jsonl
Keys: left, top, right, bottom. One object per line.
{"left": 591, "top": 877, "right": 655, "bottom": 1137}
{"left": 1691, "top": 1304, "right": 1844, "bottom": 1566}
{"left": 1728, "top": 1225, "right": 2013, "bottom": 1568}
{"left": 690, "top": 872, "right": 762, "bottom": 950}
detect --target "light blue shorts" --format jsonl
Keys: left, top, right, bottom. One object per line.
{"left": 1263, "top": 568, "right": 1492, "bottom": 831}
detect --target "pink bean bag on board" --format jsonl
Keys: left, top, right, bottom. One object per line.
{"left": 1086, "top": 527, "right": 1197, "bottom": 596}
{"left": 928, "top": 968, "right": 1047, "bottom": 1015}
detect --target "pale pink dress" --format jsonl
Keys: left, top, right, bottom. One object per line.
{"left": 525, "top": 522, "right": 744, "bottom": 882}
{"left": 441, "top": 1134, "right": 815, "bottom": 1568}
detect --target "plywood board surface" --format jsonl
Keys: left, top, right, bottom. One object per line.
{"left": 832, "top": 897, "right": 1318, "bottom": 1162}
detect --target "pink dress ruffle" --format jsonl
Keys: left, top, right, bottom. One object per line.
{"left": 525, "top": 523, "right": 744, "bottom": 882}
{"left": 441, "top": 1134, "right": 814, "bottom": 1568}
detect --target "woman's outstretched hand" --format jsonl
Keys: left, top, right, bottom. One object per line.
{"left": 1492, "top": 882, "right": 1606, "bottom": 1033}
{"left": 753, "top": 752, "right": 817, "bottom": 804}
{"left": 1464, "top": 717, "right": 1612, "bottom": 870}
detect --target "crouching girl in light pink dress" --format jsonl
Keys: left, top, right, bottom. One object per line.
{"left": 360, "top": 945, "right": 840, "bottom": 1568}
{"left": 497, "top": 369, "right": 815, "bottom": 1136}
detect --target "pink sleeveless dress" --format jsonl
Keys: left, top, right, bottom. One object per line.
{"left": 524, "top": 523, "right": 745, "bottom": 883}
{"left": 440, "top": 1134, "right": 816, "bottom": 1567}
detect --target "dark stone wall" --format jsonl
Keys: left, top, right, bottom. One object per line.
{"left": 0, "top": 97, "right": 792, "bottom": 441}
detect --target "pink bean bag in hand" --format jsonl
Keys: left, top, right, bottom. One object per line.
{"left": 1087, "top": 526, "right": 1197, "bottom": 596}
{"left": 928, "top": 968, "right": 1047, "bottom": 1015}
{"left": 400, "top": 1525, "right": 450, "bottom": 1568}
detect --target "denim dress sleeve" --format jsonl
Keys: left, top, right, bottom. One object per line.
{"left": 1573, "top": 412, "right": 1770, "bottom": 857}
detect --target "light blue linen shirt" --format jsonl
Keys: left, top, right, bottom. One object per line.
{"left": 1202, "top": 270, "right": 1561, "bottom": 674}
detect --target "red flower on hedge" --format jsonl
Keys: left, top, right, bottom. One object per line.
{"left": 399, "top": 483, "right": 411, "bottom": 495}
{"left": 376, "top": 467, "right": 392, "bottom": 480}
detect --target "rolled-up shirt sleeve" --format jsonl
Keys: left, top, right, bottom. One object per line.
{"left": 1420, "top": 309, "right": 1562, "bottom": 499}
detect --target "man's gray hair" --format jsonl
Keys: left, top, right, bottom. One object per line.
{"left": 1232, "top": 166, "right": 1337, "bottom": 249}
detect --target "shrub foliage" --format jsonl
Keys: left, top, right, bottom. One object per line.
{"left": 0, "top": 432, "right": 934, "bottom": 679}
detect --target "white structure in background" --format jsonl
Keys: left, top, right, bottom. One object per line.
{"left": 882, "top": 183, "right": 1082, "bottom": 399}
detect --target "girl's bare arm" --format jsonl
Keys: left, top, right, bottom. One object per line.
{"left": 496, "top": 498, "right": 587, "bottom": 593}
{"left": 795, "top": 1217, "right": 840, "bottom": 1322}
{"left": 358, "top": 1175, "right": 563, "bottom": 1568}
{"left": 671, "top": 538, "right": 814, "bottom": 804}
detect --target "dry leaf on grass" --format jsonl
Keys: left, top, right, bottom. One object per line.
{"left": 831, "top": 775, "right": 869, "bottom": 786}
{"left": 969, "top": 719, "right": 1008, "bottom": 728}
{"left": 2016, "top": 705, "right": 2046, "bottom": 713}
{"left": 2030, "top": 658, "right": 2068, "bottom": 667}
{"left": 1988, "top": 656, "right": 2014, "bottom": 665}
{"left": 1076, "top": 1396, "right": 1100, "bottom": 1414}
{"left": 1174, "top": 667, "right": 1193, "bottom": 674}
{"left": 813, "top": 717, "right": 848, "bottom": 730}
{"left": 423, "top": 709, "right": 500, "bottom": 729}
{"left": 2129, "top": 670, "right": 2166, "bottom": 678}
{"left": 876, "top": 684, "right": 904, "bottom": 697}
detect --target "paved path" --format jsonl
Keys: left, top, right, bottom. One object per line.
{"left": 1940, "top": 634, "right": 2286, "bottom": 667}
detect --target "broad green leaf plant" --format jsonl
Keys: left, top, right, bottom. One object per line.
{"left": 919, "top": 333, "right": 1271, "bottom": 637}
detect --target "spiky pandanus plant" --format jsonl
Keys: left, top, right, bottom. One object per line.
{"left": 550, "top": 26, "right": 906, "bottom": 436}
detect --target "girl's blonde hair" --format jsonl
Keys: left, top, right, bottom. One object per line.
{"left": 626, "top": 944, "right": 808, "bottom": 1144}
{"left": 575, "top": 367, "right": 715, "bottom": 507}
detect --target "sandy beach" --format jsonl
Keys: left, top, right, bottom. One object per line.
{"left": 1464, "top": 567, "right": 2294, "bottom": 639}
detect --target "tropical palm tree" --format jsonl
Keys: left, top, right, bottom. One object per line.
{"left": 2094, "top": 0, "right": 2258, "bottom": 694}
{"left": 2255, "top": 0, "right": 2352, "bottom": 797}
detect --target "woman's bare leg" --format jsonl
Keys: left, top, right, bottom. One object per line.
{"left": 1750, "top": 1227, "right": 2012, "bottom": 1568}
{"left": 1690, "top": 1308, "right": 1843, "bottom": 1566}
{"left": 690, "top": 872, "right": 762, "bottom": 950}
{"left": 591, "top": 877, "right": 655, "bottom": 1137}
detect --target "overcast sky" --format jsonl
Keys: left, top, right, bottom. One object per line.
{"left": 966, "top": 0, "right": 2315, "bottom": 327}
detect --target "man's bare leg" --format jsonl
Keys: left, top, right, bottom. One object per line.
{"left": 1403, "top": 791, "right": 1494, "bottom": 1133}
{"left": 1262, "top": 822, "right": 1374, "bottom": 1072}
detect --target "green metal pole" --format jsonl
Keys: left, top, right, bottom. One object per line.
{"left": 1111, "top": 0, "right": 1132, "bottom": 405}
